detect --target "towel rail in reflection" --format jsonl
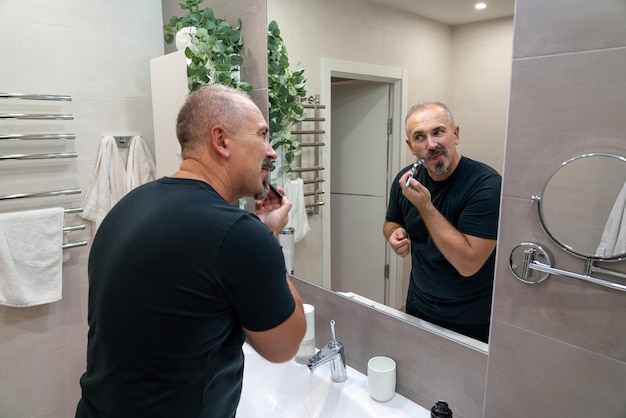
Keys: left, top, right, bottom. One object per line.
{"left": 292, "top": 95, "right": 326, "bottom": 215}
{"left": 290, "top": 166, "right": 325, "bottom": 173}
{"left": 303, "top": 179, "right": 325, "bottom": 185}
{"left": 304, "top": 190, "right": 325, "bottom": 198}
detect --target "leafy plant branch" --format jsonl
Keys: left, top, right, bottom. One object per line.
{"left": 163, "top": 0, "right": 252, "bottom": 93}
{"left": 268, "top": 20, "right": 308, "bottom": 175}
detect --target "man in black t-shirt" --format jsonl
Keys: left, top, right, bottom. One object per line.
{"left": 384, "top": 101, "right": 501, "bottom": 343}
{"left": 76, "top": 85, "right": 306, "bottom": 418}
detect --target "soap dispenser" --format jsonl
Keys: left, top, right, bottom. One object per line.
{"left": 431, "top": 400, "right": 453, "bottom": 418}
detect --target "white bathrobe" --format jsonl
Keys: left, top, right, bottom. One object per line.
{"left": 81, "top": 135, "right": 156, "bottom": 231}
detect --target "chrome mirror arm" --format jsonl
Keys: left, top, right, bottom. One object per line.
{"left": 510, "top": 242, "right": 626, "bottom": 293}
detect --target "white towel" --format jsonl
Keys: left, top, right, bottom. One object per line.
{"left": 80, "top": 136, "right": 128, "bottom": 230}
{"left": 596, "top": 179, "right": 626, "bottom": 256}
{"left": 127, "top": 135, "right": 156, "bottom": 191}
{"left": 284, "top": 177, "right": 310, "bottom": 243}
{"left": 0, "top": 207, "right": 64, "bottom": 307}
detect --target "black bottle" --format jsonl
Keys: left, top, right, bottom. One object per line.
{"left": 431, "top": 400, "right": 453, "bottom": 418}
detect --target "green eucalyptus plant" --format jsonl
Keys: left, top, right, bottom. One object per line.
{"left": 267, "top": 20, "right": 308, "bottom": 175}
{"left": 163, "top": 0, "right": 252, "bottom": 93}
{"left": 164, "top": 0, "right": 251, "bottom": 208}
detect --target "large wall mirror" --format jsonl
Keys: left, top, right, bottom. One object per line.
{"left": 160, "top": 0, "right": 514, "bottom": 349}
{"left": 268, "top": 0, "right": 514, "bottom": 349}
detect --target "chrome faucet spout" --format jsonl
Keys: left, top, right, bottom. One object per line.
{"left": 306, "top": 320, "right": 347, "bottom": 382}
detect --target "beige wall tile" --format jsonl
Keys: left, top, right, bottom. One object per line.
{"left": 0, "top": 345, "right": 85, "bottom": 417}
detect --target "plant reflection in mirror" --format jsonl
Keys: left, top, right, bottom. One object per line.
{"left": 268, "top": 20, "right": 308, "bottom": 175}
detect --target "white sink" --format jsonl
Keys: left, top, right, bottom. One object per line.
{"left": 237, "top": 343, "right": 430, "bottom": 418}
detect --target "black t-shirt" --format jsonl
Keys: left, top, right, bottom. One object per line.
{"left": 76, "top": 178, "right": 295, "bottom": 418}
{"left": 386, "top": 157, "right": 501, "bottom": 325}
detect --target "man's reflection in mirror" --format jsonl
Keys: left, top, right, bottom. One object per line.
{"left": 383, "top": 101, "right": 501, "bottom": 343}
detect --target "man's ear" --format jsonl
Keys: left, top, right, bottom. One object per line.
{"left": 405, "top": 138, "right": 415, "bottom": 155}
{"left": 210, "top": 125, "right": 230, "bottom": 158}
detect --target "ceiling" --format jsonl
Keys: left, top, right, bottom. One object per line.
{"left": 371, "top": 0, "right": 515, "bottom": 26}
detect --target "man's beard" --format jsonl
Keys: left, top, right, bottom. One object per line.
{"left": 254, "top": 177, "right": 270, "bottom": 200}
{"left": 429, "top": 146, "right": 448, "bottom": 176}
{"left": 254, "top": 159, "right": 273, "bottom": 200}
{"left": 434, "top": 160, "right": 448, "bottom": 176}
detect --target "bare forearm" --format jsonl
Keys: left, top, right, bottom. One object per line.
{"left": 383, "top": 220, "right": 403, "bottom": 241}
{"left": 419, "top": 203, "right": 495, "bottom": 277}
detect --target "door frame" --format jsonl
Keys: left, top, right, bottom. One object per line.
{"left": 320, "top": 58, "right": 409, "bottom": 308}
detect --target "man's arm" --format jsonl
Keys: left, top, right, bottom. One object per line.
{"left": 245, "top": 189, "right": 305, "bottom": 362}
{"left": 417, "top": 202, "right": 496, "bottom": 276}
{"left": 402, "top": 171, "right": 496, "bottom": 277}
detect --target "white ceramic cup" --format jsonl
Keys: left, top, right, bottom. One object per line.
{"left": 367, "top": 356, "right": 396, "bottom": 402}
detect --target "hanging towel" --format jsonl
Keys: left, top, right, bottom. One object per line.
{"left": 284, "top": 177, "right": 310, "bottom": 243}
{"left": 596, "top": 179, "right": 626, "bottom": 256}
{"left": 127, "top": 135, "right": 156, "bottom": 191}
{"left": 80, "top": 136, "right": 128, "bottom": 230}
{"left": 0, "top": 207, "right": 64, "bottom": 307}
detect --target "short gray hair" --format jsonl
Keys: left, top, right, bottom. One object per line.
{"left": 176, "top": 84, "right": 253, "bottom": 153}
{"left": 404, "top": 101, "right": 456, "bottom": 137}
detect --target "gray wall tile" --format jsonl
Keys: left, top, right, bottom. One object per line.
{"left": 503, "top": 48, "right": 626, "bottom": 201}
{"left": 513, "top": 0, "right": 626, "bottom": 58}
{"left": 293, "top": 277, "right": 488, "bottom": 418}
{"left": 485, "top": 321, "right": 626, "bottom": 418}
{"left": 486, "top": 0, "right": 626, "bottom": 416}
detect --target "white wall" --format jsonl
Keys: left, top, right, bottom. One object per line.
{"left": 0, "top": 2, "right": 163, "bottom": 416}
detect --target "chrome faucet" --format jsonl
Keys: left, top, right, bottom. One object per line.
{"left": 306, "top": 320, "right": 347, "bottom": 382}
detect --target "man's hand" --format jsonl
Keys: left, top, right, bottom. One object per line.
{"left": 400, "top": 170, "right": 433, "bottom": 211}
{"left": 388, "top": 226, "right": 411, "bottom": 257}
{"left": 255, "top": 185, "right": 292, "bottom": 237}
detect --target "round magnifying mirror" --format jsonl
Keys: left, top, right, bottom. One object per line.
{"left": 537, "top": 153, "right": 626, "bottom": 260}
